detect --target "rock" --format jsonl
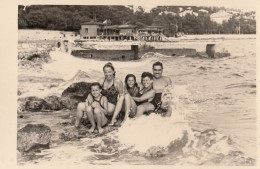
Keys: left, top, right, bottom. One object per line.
{"left": 68, "top": 70, "right": 91, "bottom": 83}
{"left": 145, "top": 146, "right": 167, "bottom": 157}
{"left": 44, "top": 95, "right": 63, "bottom": 111}
{"left": 145, "top": 131, "right": 189, "bottom": 158}
{"left": 17, "top": 115, "right": 24, "bottom": 118}
{"left": 17, "top": 90, "right": 22, "bottom": 96}
{"left": 17, "top": 124, "right": 51, "bottom": 152}
{"left": 58, "top": 127, "right": 80, "bottom": 141}
{"left": 60, "top": 82, "right": 91, "bottom": 109}
{"left": 24, "top": 96, "right": 48, "bottom": 112}
{"left": 168, "top": 131, "right": 189, "bottom": 152}
{"left": 18, "top": 96, "right": 63, "bottom": 112}
{"left": 18, "top": 50, "right": 51, "bottom": 71}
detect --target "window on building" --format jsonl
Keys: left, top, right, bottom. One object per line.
{"left": 85, "top": 28, "right": 88, "bottom": 34}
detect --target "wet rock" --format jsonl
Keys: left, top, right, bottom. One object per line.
{"left": 18, "top": 60, "right": 42, "bottom": 70}
{"left": 18, "top": 96, "right": 64, "bottom": 112}
{"left": 17, "top": 115, "right": 24, "bottom": 118}
{"left": 18, "top": 50, "right": 51, "bottom": 70}
{"left": 24, "top": 96, "right": 48, "bottom": 112}
{"left": 17, "top": 124, "right": 51, "bottom": 152}
{"left": 145, "top": 146, "right": 167, "bottom": 157}
{"left": 44, "top": 95, "right": 63, "bottom": 111}
{"left": 221, "top": 151, "right": 256, "bottom": 165}
{"left": 18, "top": 50, "right": 50, "bottom": 61}
{"left": 58, "top": 127, "right": 80, "bottom": 141}
{"left": 168, "top": 131, "right": 189, "bottom": 152}
{"left": 17, "top": 90, "right": 22, "bottom": 96}
{"left": 145, "top": 131, "right": 189, "bottom": 158}
{"left": 60, "top": 82, "right": 91, "bottom": 109}
{"left": 68, "top": 70, "right": 91, "bottom": 83}
{"left": 195, "top": 129, "right": 218, "bottom": 148}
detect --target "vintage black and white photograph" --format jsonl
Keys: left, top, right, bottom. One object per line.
{"left": 13, "top": 0, "right": 258, "bottom": 166}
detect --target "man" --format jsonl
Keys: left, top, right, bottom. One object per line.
{"left": 150, "top": 61, "right": 172, "bottom": 117}
{"left": 135, "top": 61, "right": 173, "bottom": 117}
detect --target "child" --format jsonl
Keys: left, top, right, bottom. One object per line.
{"left": 124, "top": 74, "right": 140, "bottom": 119}
{"left": 124, "top": 72, "right": 155, "bottom": 119}
{"left": 75, "top": 82, "right": 108, "bottom": 134}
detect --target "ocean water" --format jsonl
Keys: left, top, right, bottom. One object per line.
{"left": 17, "top": 35, "right": 256, "bottom": 165}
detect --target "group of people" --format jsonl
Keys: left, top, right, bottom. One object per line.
{"left": 75, "top": 61, "right": 172, "bottom": 134}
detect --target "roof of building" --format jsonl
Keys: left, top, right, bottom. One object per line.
{"left": 139, "top": 26, "right": 163, "bottom": 31}
{"left": 104, "top": 25, "right": 119, "bottom": 29}
{"left": 81, "top": 21, "right": 105, "bottom": 25}
{"left": 117, "top": 25, "right": 137, "bottom": 29}
{"left": 198, "top": 9, "right": 209, "bottom": 13}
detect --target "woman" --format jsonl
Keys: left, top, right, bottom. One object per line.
{"left": 98, "top": 62, "right": 124, "bottom": 126}
{"left": 124, "top": 72, "right": 155, "bottom": 119}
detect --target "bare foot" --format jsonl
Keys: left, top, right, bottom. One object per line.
{"left": 88, "top": 126, "right": 95, "bottom": 133}
{"left": 108, "top": 119, "right": 116, "bottom": 126}
{"left": 98, "top": 127, "right": 104, "bottom": 134}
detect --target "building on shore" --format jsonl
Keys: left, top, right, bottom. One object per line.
{"left": 79, "top": 21, "right": 164, "bottom": 41}
{"left": 210, "top": 10, "right": 233, "bottom": 24}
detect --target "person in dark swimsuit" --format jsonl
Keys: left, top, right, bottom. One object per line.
{"left": 101, "top": 77, "right": 119, "bottom": 105}
{"left": 124, "top": 72, "right": 155, "bottom": 119}
{"left": 98, "top": 62, "right": 124, "bottom": 126}
{"left": 150, "top": 93, "right": 163, "bottom": 112}
{"left": 75, "top": 82, "right": 108, "bottom": 134}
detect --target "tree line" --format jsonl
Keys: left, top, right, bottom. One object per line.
{"left": 18, "top": 5, "right": 256, "bottom": 36}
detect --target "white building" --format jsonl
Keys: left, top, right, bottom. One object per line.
{"left": 210, "top": 10, "right": 233, "bottom": 24}
{"left": 159, "top": 11, "right": 177, "bottom": 16}
{"left": 179, "top": 9, "right": 198, "bottom": 17}
{"left": 198, "top": 9, "right": 209, "bottom": 13}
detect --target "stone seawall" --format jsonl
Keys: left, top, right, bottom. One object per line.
{"left": 71, "top": 49, "right": 136, "bottom": 60}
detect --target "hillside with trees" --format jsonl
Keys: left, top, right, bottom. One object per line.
{"left": 18, "top": 5, "right": 256, "bottom": 36}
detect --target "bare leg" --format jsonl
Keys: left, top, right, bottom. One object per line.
{"left": 86, "top": 105, "right": 95, "bottom": 133}
{"left": 136, "top": 102, "right": 155, "bottom": 117}
{"left": 124, "top": 94, "right": 137, "bottom": 121}
{"left": 109, "top": 95, "right": 124, "bottom": 125}
{"left": 75, "top": 102, "right": 86, "bottom": 128}
{"left": 164, "top": 103, "right": 172, "bottom": 117}
{"left": 93, "top": 108, "right": 107, "bottom": 133}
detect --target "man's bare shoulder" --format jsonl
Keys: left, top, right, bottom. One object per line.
{"left": 162, "top": 76, "right": 172, "bottom": 84}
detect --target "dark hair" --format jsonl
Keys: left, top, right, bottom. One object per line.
{"left": 103, "top": 62, "right": 115, "bottom": 76}
{"left": 153, "top": 61, "right": 163, "bottom": 69}
{"left": 125, "top": 74, "right": 138, "bottom": 90}
{"left": 141, "top": 72, "right": 153, "bottom": 81}
{"left": 90, "top": 82, "right": 102, "bottom": 90}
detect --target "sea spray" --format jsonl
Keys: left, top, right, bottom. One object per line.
{"left": 117, "top": 85, "right": 191, "bottom": 154}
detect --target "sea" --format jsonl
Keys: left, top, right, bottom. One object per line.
{"left": 17, "top": 35, "right": 256, "bottom": 166}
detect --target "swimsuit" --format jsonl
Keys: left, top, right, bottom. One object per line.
{"left": 135, "top": 91, "right": 149, "bottom": 106}
{"left": 150, "top": 93, "right": 162, "bottom": 111}
{"left": 131, "top": 87, "right": 151, "bottom": 106}
{"left": 127, "top": 86, "right": 139, "bottom": 97}
{"left": 93, "top": 96, "right": 104, "bottom": 109}
{"left": 93, "top": 95, "right": 112, "bottom": 123}
{"left": 101, "top": 78, "right": 119, "bottom": 105}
